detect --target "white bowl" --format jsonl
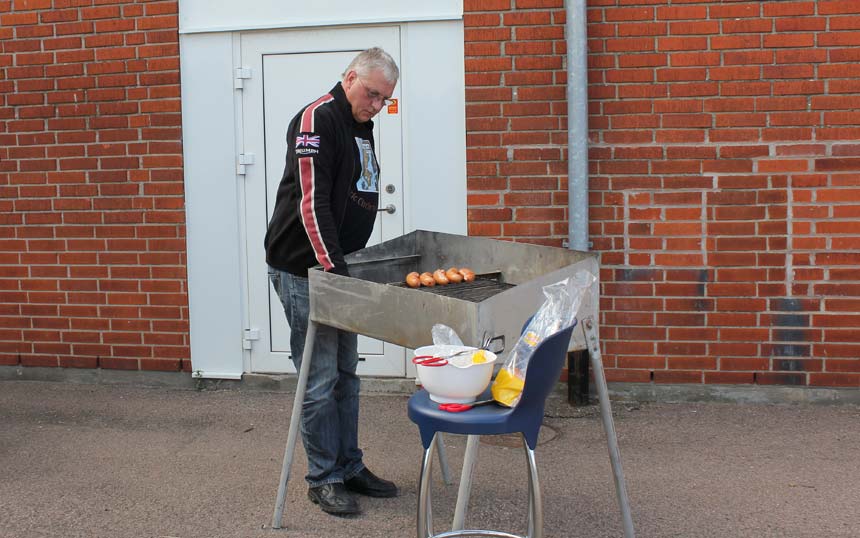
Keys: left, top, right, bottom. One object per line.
{"left": 413, "top": 345, "right": 498, "bottom": 404}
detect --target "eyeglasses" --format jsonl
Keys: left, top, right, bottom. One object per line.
{"left": 356, "top": 77, "right": 394, "bottom": 107}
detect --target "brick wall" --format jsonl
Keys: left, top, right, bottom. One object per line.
{"left": 0, "top": 0, "right": 189, "bottom": 372}
{"left": 465, "top": 0, "right": 860, "bottom": 388}
{"left": 3, "top": 1, "right": 859, "bottom": 389}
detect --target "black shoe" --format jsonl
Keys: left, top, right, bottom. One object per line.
{"left": 344, "top": 468, "right": 399, "bottom": 498}
{"left": 307, "top": 483, "right": 361, "bottom": 515}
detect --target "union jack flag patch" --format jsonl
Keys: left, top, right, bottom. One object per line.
{"left": 296, "top": 134, "right": 320, "bottom": 148}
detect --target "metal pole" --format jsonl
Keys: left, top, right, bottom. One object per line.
{"left": 417, "top": 437, "right": 437, "bottom": 538}
{"left": 271, "top": 320, "right": 318, "bottom": 529}
{"left": 583, "top": 318, "right": 636, "bottom": 538}
{"left": 524, "top": 442, "right": 544, "bottom": 538}
{"left": 451, "top": 434, "right": 481, "bottom": 530}
{"left": 435, "top": 433, "right": 454, "bottom": 486}
{"left": 566, "top": 0, "right": 589, "bottom": 252}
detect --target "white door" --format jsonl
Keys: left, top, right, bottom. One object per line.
{"left": 241, "top": 26, "right": 405, "bottom": 376}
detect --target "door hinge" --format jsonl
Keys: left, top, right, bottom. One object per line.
{"left": 234, "top": 67, "right": 252, "bottom": 89}
{"left": 237, "top": 153, "right": 255, "bottom": 176}
{"left": 243, "top": 328, "right": 260, "bottom": 350}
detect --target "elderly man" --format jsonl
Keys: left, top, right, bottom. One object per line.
{"left": 265, "top": 47, "right": 399, "bottom": 516}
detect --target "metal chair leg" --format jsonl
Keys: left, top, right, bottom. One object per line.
{"left": 418, "top": 435, "right": 437, "bottom": 538}
{"left": 523, "top": 439, "right": 543, "bottom": 538}
{"left": 583, "top": 317, "right": 636, "bottom": 538}
{"left": 272, "top": 321, "right": 318, "bottom": 529}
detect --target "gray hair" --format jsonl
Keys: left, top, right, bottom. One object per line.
{"left": 343, "top": 47, "right": 400, "bottom": 84}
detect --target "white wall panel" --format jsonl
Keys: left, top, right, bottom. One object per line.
{"left": 402, "top": 21, "right": 467, "bottom": 235}
{"left": 179, "top": 33, "right": 244, "bottom": 379}
{"left": 179, "top": 0, "right": 461, "bottom": 34}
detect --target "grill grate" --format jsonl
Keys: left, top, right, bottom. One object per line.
{"left": 389, "top": 272, "right": 514, "bottom": 303}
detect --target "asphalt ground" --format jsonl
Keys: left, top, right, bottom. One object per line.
{"left": 1, "top": 380, "right": 859, "bottom": 538}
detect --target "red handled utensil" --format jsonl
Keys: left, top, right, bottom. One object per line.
{"left": 412, "top": 355, "right": 448, "bottom": 367}
{"left": 438, "top": 399, "right": 496, "bottom": 413}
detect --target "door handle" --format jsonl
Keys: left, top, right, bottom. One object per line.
{"left": 377, "top": 204, "right": 396, "bottom": 214}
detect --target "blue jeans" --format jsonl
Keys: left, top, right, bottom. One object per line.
{"left": 269, "top": 267, "right": 365, "bottom": 487}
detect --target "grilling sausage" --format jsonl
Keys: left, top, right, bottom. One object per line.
{"left": 432, "top": 269, "right": 449, "bottom": 285}
{"left": 458, "top": 267, "right": 476, "bottom": 282}
{"left": 406, "top": 267, "right": 474, "bottom": 287}
{"left": 405, "top": 272, "right": 421, "bottom": 288}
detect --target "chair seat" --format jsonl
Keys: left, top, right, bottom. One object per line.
{"left": 408, "top": 389, "right": 522, "bottom": 447}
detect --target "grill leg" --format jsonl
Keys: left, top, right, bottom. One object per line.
{"left": 583, "top": 317, "right": 635, "bottom": 538}
{"left": 435, "top": 433, "right": 454, "bottom": 485}
{"left": 451, "top": 434, "right": 480, "bottom": 530}
{"left": 272, "top": 320, "right": 318, "bottom": 529}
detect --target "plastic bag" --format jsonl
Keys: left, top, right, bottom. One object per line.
{"left": 491, "top": 270, "right": 595, "bottom": 408}
{"left": 431, "top": 324, "right": 464, "bottom": 346}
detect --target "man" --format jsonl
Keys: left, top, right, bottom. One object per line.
{"left": 264, "top": 48, "right": 399, "bottom": 516}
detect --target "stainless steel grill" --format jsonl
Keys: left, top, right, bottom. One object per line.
{"left": 308, "top": 229, "right": 599, "bottom": 354}
{"left": 274, "top": 231, "right": 634, "bottom": 536}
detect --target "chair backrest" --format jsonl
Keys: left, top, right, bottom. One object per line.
{"left": 509, "top": 321, "right": 577, "bottom": 448}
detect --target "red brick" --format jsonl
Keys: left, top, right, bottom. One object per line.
{"left": 656, "top": 6, "right": 706, "bottom": 20}
{"left": 809, "top": 373, "right": 860, "bottom": 388}
{"left": 503, "top": 11, "right": 551, "bottom": 26}
{"left": 604, "top": 369, "right": 652, "bottom": 383}
{"left": 468, "top": 222, "right": 501, "bottom": 236}
{"left": 465, "top": 28, "right": 512, "bottom": 41}
{"left": 616, "top": 355, "right": 666, "bottom": 370}
{"left": 464, "top": 13, "right": 500, "bottom": 27}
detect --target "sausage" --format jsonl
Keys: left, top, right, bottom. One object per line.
{"left": 419, "top": 272, "right": 436, "bottom": 287}
{"left": 405, "top": 272, "right": 421, "bottom": 288}
{"left": 445, "top": 268, "right": 463, "bottom": 283}
{"left": 432, "top": 269, "right": 449, "bottom": 285}
{"left": 458, "top": 267, "right": 476, "bottom": 282}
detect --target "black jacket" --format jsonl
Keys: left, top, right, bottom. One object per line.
{"left": 265, "top": 82, "right": 380, "bottom": 277}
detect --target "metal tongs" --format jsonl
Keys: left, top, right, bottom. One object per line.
{"left": 412, "top": 332, "right": 506, "bottom": 368}
{"left": 479, "top": 332, "right": 505, "bottom": 355}
{"left": 446, "top": 333, "right": 505, "bottom": 359}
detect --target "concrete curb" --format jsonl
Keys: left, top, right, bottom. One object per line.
{"left": 608, "top": 381, "right": 860, "bottom": 405}
{"left": 2, "top": 365, "right": 857, "bottom": 405}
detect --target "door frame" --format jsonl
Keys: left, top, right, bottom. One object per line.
{"left": 179, "top": 19, "right": 467, "bottom": 379}
{"left": 238, "top": 25, "right": 406, "bottom": 376}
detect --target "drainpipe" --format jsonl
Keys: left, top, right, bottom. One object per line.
{"left": 564, "top": 0, "right": 592, "bottom": 411}
{"left": 566, "top": 0, "right": 589, "bottom": 252}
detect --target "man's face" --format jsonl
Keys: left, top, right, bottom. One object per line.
{"left": 344, "top": 69, "right": 396, "bottom": 123}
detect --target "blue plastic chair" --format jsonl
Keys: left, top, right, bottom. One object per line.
{"left": 407, "top": 321, "right": 577, "bottom": 538}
